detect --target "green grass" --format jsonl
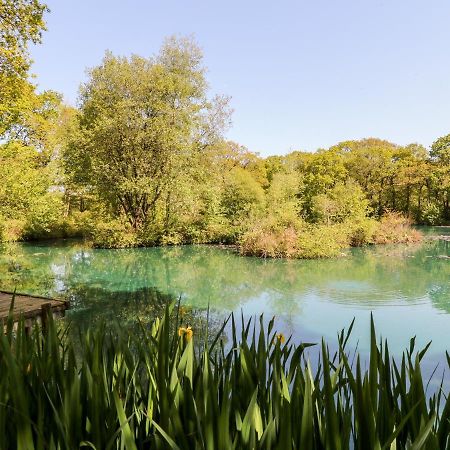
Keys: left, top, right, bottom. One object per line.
{"left": 0, "top": 303, "right": 449, "bottom": 449}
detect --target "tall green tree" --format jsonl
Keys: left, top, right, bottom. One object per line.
{"left": 430, "top": 134, "right": 450, "bottom": 220}
{"left": 431, "top": 134, "right": 450, "bottom": 164}
{"left": 65, "top": 37, "right": 230, "bottom": 231}
{"left": 0, "top": 0, "right": 48, "bottom": 134}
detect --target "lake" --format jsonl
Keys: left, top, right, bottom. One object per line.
{"left": 1, "top": 228, "right": 449, "bottom": 366}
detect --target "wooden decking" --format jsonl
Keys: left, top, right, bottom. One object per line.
{"left": 0, "top": 290, "right": 68, "bottom": 326}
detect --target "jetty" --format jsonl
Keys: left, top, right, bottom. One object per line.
{"left": 0, "top": 290, "right": 68, "bottom": 329}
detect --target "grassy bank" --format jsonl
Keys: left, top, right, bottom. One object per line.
{"left": 0, "top": 304, "right": 448, "bottom": 449}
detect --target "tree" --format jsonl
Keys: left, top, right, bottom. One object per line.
{"left": 332, "top": 139, "right": 397, "bottom": 216}
{"left": 65, "top": 37, "right": 230, "bottom": 231}
{"left": 392, "top": 144, "right": 429, "bottom": 218}
{"left": 293, "top": 149, "right": 348, "bottom": 220}
{"left": 0, "top": 141, "right": 63, "bottom": 240}
{"left": 431, "top": 134, "right": 450, "bottom": 165}
{"left": 430, "top": 134, "right": 450, "bottom": 220}
{"left": 0, "top": 0, "right": 48, "bottom": 134}
{"left": 311, "top": 179, "right": 369, "bottom": 225}
{"left": 221, "top": 167, "right": 265, "bottom": 222}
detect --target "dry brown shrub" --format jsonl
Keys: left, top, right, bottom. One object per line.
{"left": 240, "top": 226, "right": 300, "bottom": 258}
{"left": 372, "top": 212, "right": 422, "bottom": 245}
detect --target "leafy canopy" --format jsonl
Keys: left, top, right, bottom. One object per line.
{"left": 0, "top": 0, "right": 48, "bottom": 134}
{"left": 65, "top": 37, "right": 230, "bottom": 231}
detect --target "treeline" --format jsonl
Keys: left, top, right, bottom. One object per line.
{"left": 1, "top": 2, "right": 449, "bottom": 257}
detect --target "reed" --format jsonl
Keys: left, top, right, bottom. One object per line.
{"left": 0, "top": 304, "right": 449, "bottom": 449}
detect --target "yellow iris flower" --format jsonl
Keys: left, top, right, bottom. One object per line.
{"left": 178, "top": 326, "right": 193, "bottom": 341}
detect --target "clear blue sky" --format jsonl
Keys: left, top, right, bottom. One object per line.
{"left": 31, "top": 0, "right": 450, "bottom": 156}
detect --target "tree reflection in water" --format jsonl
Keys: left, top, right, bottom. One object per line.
{"left": 65, "top": 285, "right": 227, "bottom": 348}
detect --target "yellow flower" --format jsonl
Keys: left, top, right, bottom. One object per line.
{"left": 276, "top": 333, "right": 285, "bottom": 344}
{"left": 178, "top": 326, "right": 193, "bottom": 341}
{"left": 185, "top": 326, "right": 193, "bottom": 341}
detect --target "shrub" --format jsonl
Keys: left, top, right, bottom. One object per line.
{"left": 240, "top": 218, "right": 352, "bottom": 259}
{"left": 19, "top": 192, "right": 66, "bottom": 240}
{"left": 90, "top": 219, "right": 139, "bottom": 248}
{"left": 240, "top": 212, "right": 304, "bottom": 258}
{"left": 419, "top": 201, "right": 442, "bottom": 225}
{"left": 240, "top": 225, "right": 300, "bottom": 258}
{"left": 192, "top": 219, "right": 239, "bottom": 245}
{"left": 159, "top": 230, "right": 184, "bottom": 246}
{"left": 60, "top": 210, "right": 96, "bottom": 238}
{"left": 297, "top": 224, "right": 349, "bottom": 258}
{"left": 0, "top": 218, "right": 26, "bottom": 242}
{"left": 372, "top": 212, "right": 422, "bottom": 244}
{"left": 344, "top": 217, "right": 378, "bottom": 246}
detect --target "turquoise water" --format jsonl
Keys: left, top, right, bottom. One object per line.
{"left": 1, "top": 229, "right": 449, "bottom": 362}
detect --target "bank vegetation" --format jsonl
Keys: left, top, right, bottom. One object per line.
{"left": 2, "top": 1, "right": 449, "bottom": 258}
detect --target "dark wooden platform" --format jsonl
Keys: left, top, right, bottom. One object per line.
{"left": 0, "top": 290, "right": 68, "bottom": 326}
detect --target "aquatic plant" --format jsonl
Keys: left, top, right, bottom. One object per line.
{"left": 0, "top": 306, "right": 449, "bottom": 449}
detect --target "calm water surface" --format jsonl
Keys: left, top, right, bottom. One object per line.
{"left": 1, "top": 228, "right": 449, "bottom": 364}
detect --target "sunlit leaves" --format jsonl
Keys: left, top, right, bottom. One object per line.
{"left": 0, "top": 0, "right": 48, "bottom": 134}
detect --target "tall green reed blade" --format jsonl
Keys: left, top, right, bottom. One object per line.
{"left": 0, "top": 300, "right": 449, "bottom": 449}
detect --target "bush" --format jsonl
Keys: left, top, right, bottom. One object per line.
{"left": 240, "top": 218, "right": 351, "bottom": 259}
{"left": 297, "top": 224, "right": 349, "bottom": 258}
{"left": 0, "top": 218, "right": 26, "bottom": 242}
{"left": 190, "top": 219, "right": 239, "bottom": 245}
{"left": 419, "top": 201, "right": 442, "bottom": 225}
{"left": 240, "top": 212, "right": 304, "bottom": 258}
{"left": 372, "top": 212, "right": 422, "bottom": 244}
{"left": 59, "top": 210, "right": 96, "bottom": 238}
{"left": 159, "top": 230, "right": 185, "bottom": 246}
{"left": 240, "top": 225, "right": 300, "bottom": 258}
{"left": 90, "top": 220, "right": 139, "bottom": 248}
{"left": 344, "top": 217, "right": 378, "bottom": 246}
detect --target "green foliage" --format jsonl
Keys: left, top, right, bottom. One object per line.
{"left": 221, "top": 167, "right": 265, "bottom": 222}
{"left": 21, "top": 190, "right": 64, "bottom": 238}
{"left": 297, "top": 224, "right": 350, "bottom": 258}
{"left": 298, "top": 150, "right": 348, "bottom": 219}
{"left": 343, "top": 217, "right": 378, "bottom": 247}
{"left": 1, "top": 8, "right": 447, "bottom": 254}
{"left": 239, "top": 158, "right": 421, "bottom": 258}
{"left": 266, "top": 171, "right": 302, "bottom": 221}
{"left": 420, "top": 202, "right": 442, "bottom": 226}
{"left": 0, "top": 0, "right": 48, "bottom": 134}
{"left": 431, "top": 134, "right": 450, "bottom": 165}
{"left": 239, "top": 171, "right": 304, "bottom": 258}
{"left": 65, "top": 38, "right": 230, "bottom": 231}
{"left": 310, "top": 180, "right": 369, "bottom": 225}
{"left": 0, "top": 142, "right": 65, "bottom": 241}
{"left": 90, "top": 219, "right": 139, "bottom": 248}
{"left": 0, "top": 306, "right": 449, "bottom": 449}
